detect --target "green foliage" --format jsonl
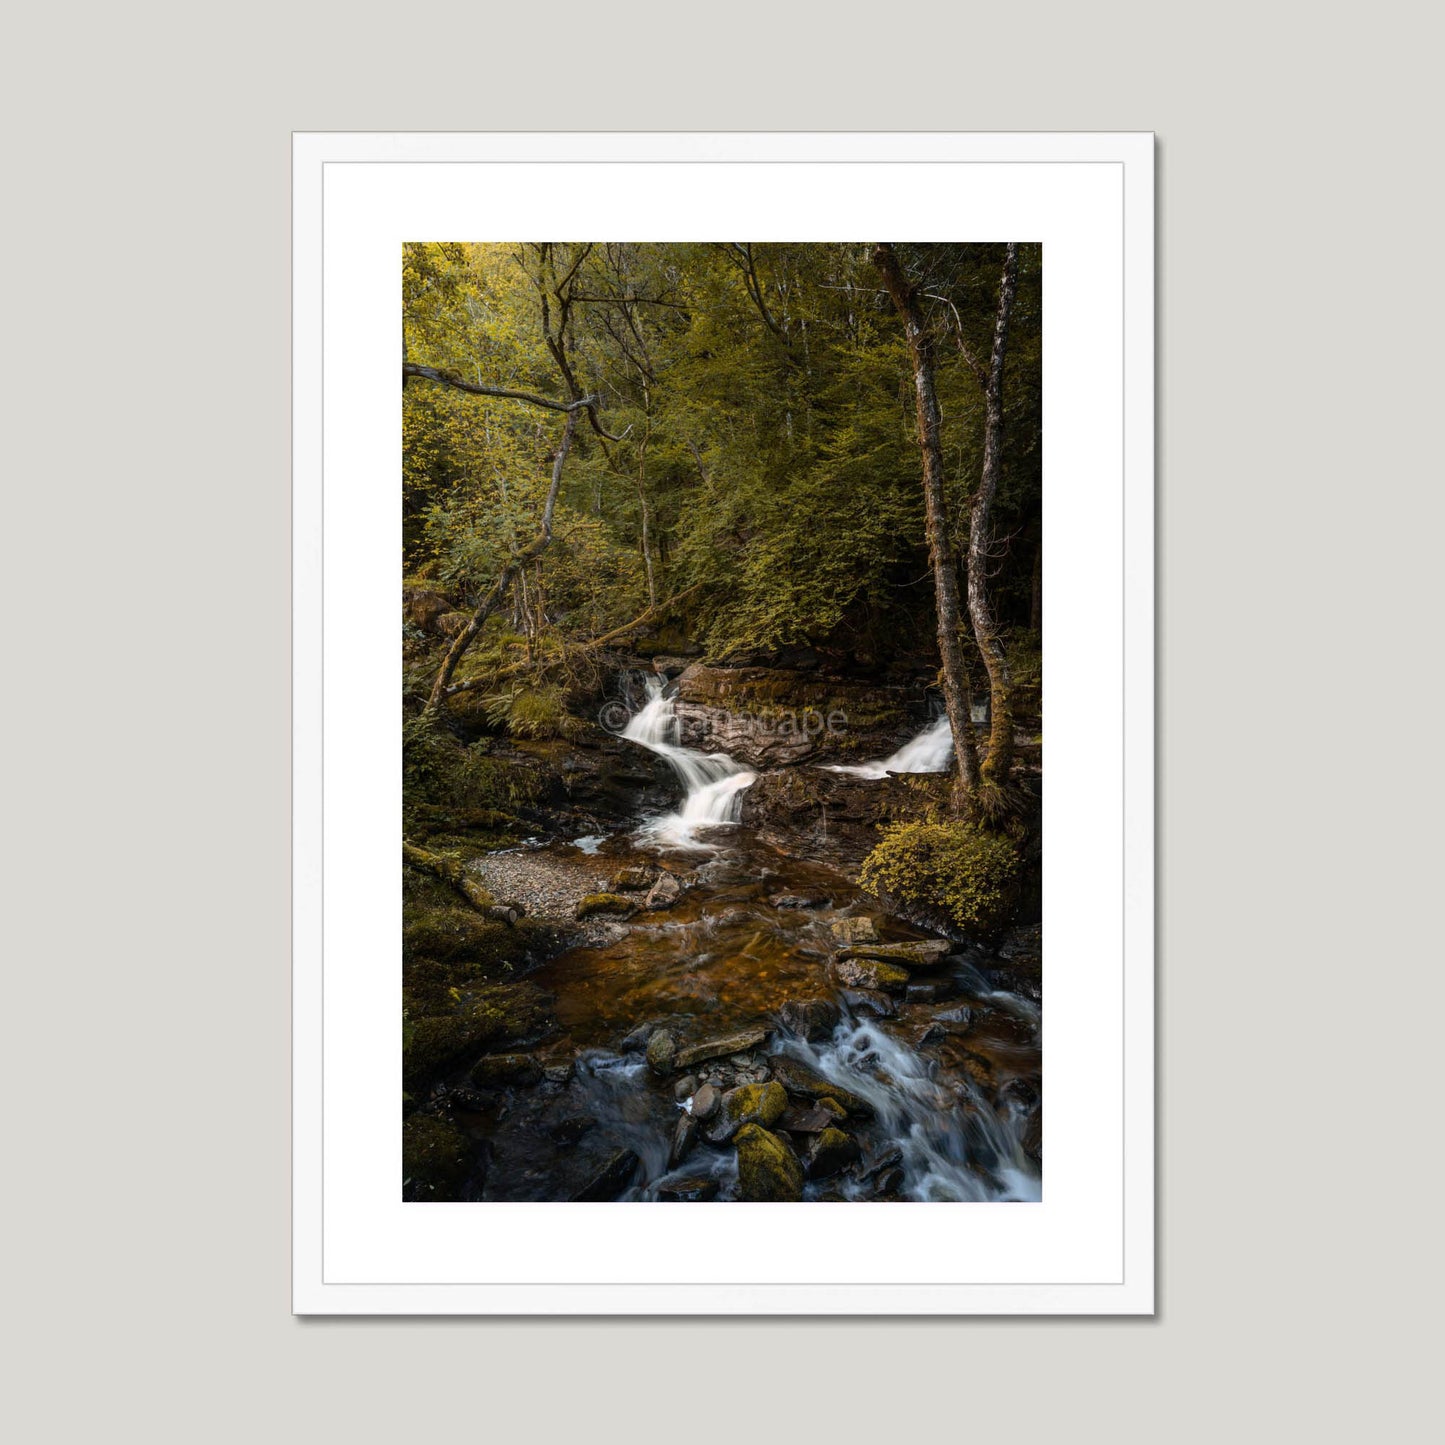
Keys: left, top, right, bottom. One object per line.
{"left": 482, "top": 684, "right": 584, "bottom": 740}
{"left": 859, "top": 821, "right": 1022, "bottom": 936}
{"left": 402, "top": 241, "right": 1043, "bottom": 670}
{"left": 402, "top": 716, "right": 541, "bottom": 846}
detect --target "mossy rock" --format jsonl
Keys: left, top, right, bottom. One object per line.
{"left": 576, "top": 892, "right": 637, "bottom": 921}
{"left": 467, "top": 982, "right": 557, "bottom": 1050}
{"left": 830, "top": 956, "right": 911, "bottom": 994}
{"left": 804, "top": 1127, "right": 860, "bottom": 1181}
{"left": 402, "top": 905, "right": 533, "bottom": 971}
{"left": 734, "top": 1124, "right": 804, "bottom": 1202}
{"left": 707, "top": 1080, "right": 788, "bottom": 1142}
{"left": 402, "top": 1115, "right": 472, "bottom": 1200}
{"left": 403, "top": 982, "right": 556, "bottom": 1084}
{"left": 768, "top": 1055, "right": 874, "bottom": 1118}
{"left": 646, "top": 1029, "right": 678, "bottom": 1075}
{"left": 402, "top": 958, "right": 457, "bottom": 1016}
{"left": 469, "top": 1053, "right": 543, "bottom": 1089}
{"left": 859, "top": 821, "right": 1023, "bottom": 937}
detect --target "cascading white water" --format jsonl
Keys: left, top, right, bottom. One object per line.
{"left": 775, "top": 1019, "right": 1040, "bottom": 1202}
{"left": 622, "top": 676, "right": 757, "bottom": 847}
{"left": 824, "top": 713, "right": 954, "bottom": 780}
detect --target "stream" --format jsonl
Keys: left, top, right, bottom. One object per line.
{"left": 465, "top": 678, "right": 1041, "bottom": 1202}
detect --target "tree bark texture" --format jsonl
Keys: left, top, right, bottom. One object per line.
{"left": 967, "top": 243, "right": 1020, "bottom": 787}
{"left": 873, "top": 243, "right": 980, "bottom": 804}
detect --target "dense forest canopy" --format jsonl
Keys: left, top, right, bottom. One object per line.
{"left": 402, "top": 242, "right": 1041, "bottom": 681}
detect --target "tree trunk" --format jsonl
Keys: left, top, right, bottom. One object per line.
{"left": 873, "top": 244, "right": 980, "bottom": 807}
{"left": 967, "top": 243, "right": 1021, "bottom": 788}
{"left": 402, "top": 840, "right": 517, "bottom": 922}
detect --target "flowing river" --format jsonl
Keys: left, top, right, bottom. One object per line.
{"left": 466, "top": 683, "right": 1041, "bottom": 1203}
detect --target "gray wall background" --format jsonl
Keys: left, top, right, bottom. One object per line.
{"left": 7, "top": 3, "right": 1437, "bottom": 1438}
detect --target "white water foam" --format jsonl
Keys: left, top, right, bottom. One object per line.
{"left": 824, "top": 713, "right": 954, "bottom": 780}
{"left": 622, "top": 676, "right": 757, "bottom": 848}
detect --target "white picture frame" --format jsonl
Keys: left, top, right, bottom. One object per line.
{"left": 293, "top": 130, "right": 1155, "bottom": 1315}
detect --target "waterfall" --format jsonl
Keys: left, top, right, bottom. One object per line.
{"left": 622, "top": 676, "right": 757, "bottom": 847}
{"left": 824, "top": 713, "right": 954, "bottom": 780}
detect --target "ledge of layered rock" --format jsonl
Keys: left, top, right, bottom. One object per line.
{"left": 674, "top": 1029, "right": 770, "bottom": 1072}
{"left": 835, "top": 939, "right": 952, "bottom": 968}
{"left": 769, "top": 1055, "right": 874, "bottom": 1119}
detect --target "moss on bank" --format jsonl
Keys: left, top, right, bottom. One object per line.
{"left": 859, "top": 820, "right": 1022, "bottom": 937}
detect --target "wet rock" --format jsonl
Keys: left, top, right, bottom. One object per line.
{"left": 657, "top": 1176, "right": 720, "bottom": 1202}
{"left": 779, "top": 997, "right": 841, "bottom": 1042}
{"left": 916, "top": 1023, "right": 948, "bottom": 1046}
{"left": 904, "top": 981, "right": 958, "bottom": 1005}
{"left": 402, "top": 1114, "right": 472, "bottom": 1201}
{"left": 619, "top": 1022, "right": 655, "bottom": 1053}
{"left": 550, "top": 1116, "right": 595, "bottom": 1144}
{"left": 674, "top": 1074, "right": 699, "bottom": 1101}
{"left": 805, "top": 1127, "right": 860, "bottom": 1181}
{"left": 705, "top": 1080, "right": 788, "bottom": 1143}
{"left": 576, "top": 892, "right": 638, "bottom": 920}
{"left": 768, "top": 1056, "right": 874, "bottom": 1118}
{"left": 571, "top": 1148, "right": 642, "bottom": 1202}
{"left": 835, "top": 939, "right": 952, "bottom": 968}
{"left": 872, "top": 1166, "right": 906, "bottom": 1199}
{"left": 829, "top": 916, "right": 881, "bottom": 946}
{"left": 670, "top": 1112, "right": 699, "bottom": 1169}
{"left": 930, "top": 1004, "right": 974, "bottom": 1028}
{"left": 734, "top": 1124, "right": 804, "bottom": 1202}
{"left": 770, "top": 894, "right": 826, "bottom": 910}
{"left": 444, "top": 1086, "right": 491, "bottom": 1114}
{"left": 403, "top": 982, "right": 557, "bottom": 1084}
{"left": 864, "top": 1144, "right": 904, "bottom": 1178}
{"left": 646, "top": 1029, "right": 678, "bottom": 1075}
{"left": 778, "top": 1098, "right": 848, "bottom": 1134}
{"left": 644, "top": 872, "right": 684, "bottom": 910}
{"left": 831, "top": 955, "right": 910, "bottom": 994}
{"left": 468, "top": 1053, "right": 543, "bottom": 1089}
{"left": 675, "top": 1029, "right": 770, "bottom": 1071}
{"left": 690, "top": 1083, "right": 721, "bottom": 1121}
{"left": 1023, "top": 1107, "right": 1042, "bottom": 1165}
{"left": 610, "top": 866, "right": 655, "bottom": 892}
{"left": 840, "top": 987, "right": 896, "bottom": 1019}
{"left": 543, "top": 1061, "right": 575, "bottom": 1087}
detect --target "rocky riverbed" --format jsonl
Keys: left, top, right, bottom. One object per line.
{"left": 404, "top": 829, "right": 1041, "bottom": 1203}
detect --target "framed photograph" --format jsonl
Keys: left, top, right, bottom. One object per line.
{"left": 293, "top": 131, "right": 1154, "bottom": 1314}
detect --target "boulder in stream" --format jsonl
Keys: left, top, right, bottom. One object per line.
{"left": 657, "top": 1176, "right": 720, "bottom": 1202}
{"left": 840, "top": 987, "right": 896, "bottom": 1018}
{"left": 571, "top": 1148, "right": 642, "bottom": 1202}
{"left": 777, "top": 1097, "right": 848, "bottom": 1134}
{"left": 831, "top": 955, "right": 910, "bottom": 994}
{"left": 674, "top": 1029, "right": 770, "bottom": 1071}
{"left": 610, "top": 866, "right": 655, "bottom": 892}
{"left": 644, "top": 872, "right": 684, "bottom": 910}
{"left": 670, "top": 1112, "right": 699, "bottom": 1169}
{"left": 734, "top": 1124, "right": 804, "bottom": 1202}
{"left": 779, "top": 997, "right": 841, "bottom": 1042}
{"left": 805, "top": 1127, "right": 861, "bottom": 1181}
{"left": 646, "top": 1029, "right": 678, "bottom": 1075}
{"left": 705, "top": 1080, "right": 788, "bottom": 1143}
{"left": 468, "top": 1053, "right": 542, "bottom": 1090}
{"left": 689, "top": 1082, "right": 721, "bottom": 1121}
{"left": 829, "top": 916, "right": 881, "bottom": 946}
{"left": 835, "top": 939, "right": 952, "bottom": 969}
{"left": 768, "top": 1055, "right": 874, "bottom": 1119}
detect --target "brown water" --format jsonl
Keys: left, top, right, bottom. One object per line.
{"left": 466, "top": 828, "right": 1042, "bottom": 1203}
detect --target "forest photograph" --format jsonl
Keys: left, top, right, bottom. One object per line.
{"left": 401, "top": 240, "right": 1042, "bottom": 1203}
